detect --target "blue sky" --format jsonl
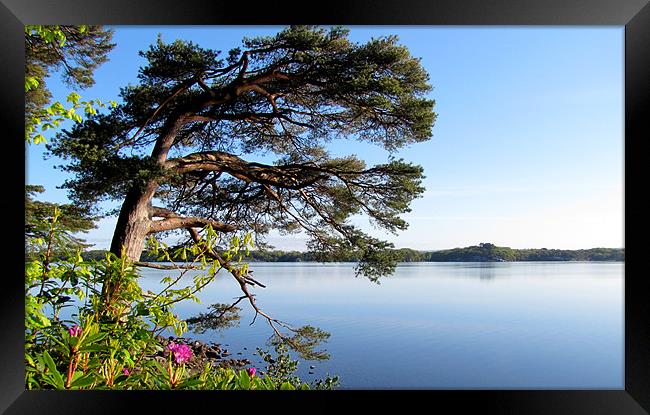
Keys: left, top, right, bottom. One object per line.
{"left": 26, "top": 26, "right": 624, "bottom": 251}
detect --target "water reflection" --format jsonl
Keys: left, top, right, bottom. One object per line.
{"left": 479, "top": 263, "right": 496, "bottom": 281}
{"left": 137, "top": 261, "right": 623, "bottom": 388}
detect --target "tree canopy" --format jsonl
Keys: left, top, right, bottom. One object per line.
{"left": 25, "top": 25, "right": 115, "bottom": 143}
{"left": 47, "top": 26, "right": 437, "bottom": 281}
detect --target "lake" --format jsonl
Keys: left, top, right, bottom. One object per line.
{"left": 137, "top": 261, "right": 624, "bottom": 389}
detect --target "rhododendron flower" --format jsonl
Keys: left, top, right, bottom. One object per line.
{"left": 68, "top": 325, "right": 82, "bottom": 337}
{"left": 247, "top": 367, "right": 257, "bottom": 377}
{"left": 122, "top": 368, "right": 131, "bottom": 376}
{"left": 167, "top": 342, "right": 193, "bottom": 364}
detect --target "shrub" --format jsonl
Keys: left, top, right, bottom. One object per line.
{"left": 25, "top": 208, "right": 338, "bottom": 390}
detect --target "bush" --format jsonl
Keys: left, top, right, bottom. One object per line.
{"left": 25, "top": 208, "right": 338, "bottom": 390}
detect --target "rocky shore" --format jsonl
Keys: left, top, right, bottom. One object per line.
{"left": 155, "top": 335, "right": 252, "bottom": 374}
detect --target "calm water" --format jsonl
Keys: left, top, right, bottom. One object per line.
{"left": 137, "top": 261, "right": 624, "bottom": 389}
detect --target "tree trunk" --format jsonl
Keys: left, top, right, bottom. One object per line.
{"left": 109, "top": 181, "right": 158, "bottom": 261}
{"left": 103, "top": 117, "right": 184, "bottom": 318}
{"left": 101, "top": 181, "right": 157, "bottom": 320}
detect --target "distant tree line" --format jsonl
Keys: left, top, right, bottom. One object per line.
{"left": 80, "top": 242, "right": 624, "bottom": 263}
{"left": 423, "top": 243, "right": 624, "bottom": 262}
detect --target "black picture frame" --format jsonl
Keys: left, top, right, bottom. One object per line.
{"left": 2, "top": 0, "right": 648, "bottom": 413}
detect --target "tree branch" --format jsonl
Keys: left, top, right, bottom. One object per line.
{"left": 148, "top": 216, "right": 236, "bottom": 234}
{"left": 165, "top": 151, "right": 328, "bottom": 190}
{"left": 125, "top": 79, "right": 196, "bottom": 147}
{"left": 147, "top": 205, "right": 236, "bottom": 234}
{"left": 186, "top": 227, "right": 297, "bottom": 347}
{"left": 149, "top": 206, "right": 180, "bottom": 219}
{"left": 134, "top": 261, "right": 200, "bottom": 270}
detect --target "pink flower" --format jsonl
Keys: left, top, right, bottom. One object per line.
{"left": 167, "top": 342, "right": 193, "bottom": 364}
{"left": 68, "top": 325, "right": 82, "bottom": 337}
{"left": 246, "top": 367, "right": 256, "bottom": 377}
{"left": 167, "top": 342, "right": 179, "bottom": 353}
{"left": 122, "top": 368, "right": 131, "bottom": 376}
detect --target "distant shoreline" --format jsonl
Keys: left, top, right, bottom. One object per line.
{"left": 81, "top": 243, "right": 624, "bottom": 263}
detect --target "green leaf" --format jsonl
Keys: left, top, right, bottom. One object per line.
{"left": 41, "top": 351, "right": 65, "bottom": 388}
{"left": 151, "top": 359, "right": 168, "bottom": 377}
{"left": 84, "top": 104, "right": 97, "bottom": 115}
{"left": 42, "top": 333, "right": 66, "bottom": 348}
{"left": 25, "top": 77, "right": 40, "bottom": 92}
{"left": 280, "top": 381, "right": 295, "bottom": 390}
{"left": 83, "top": 332, "right": 108, "bottom": 345}
{"left": 25, "top": 354, "right": 36, "bottom": 367}
{"left": 26, "top": 312, "right": 51, "bottom": 329}
{"left": 77, "top": 344, "right": 109, "bottom": 353}
{"left": 67, "top": 92, "right": 81, "bottom": 105}
{"left": 70, "top": 371, "right": 84, "bottom": 383}
{"left": 239, "top": 370, "right": 251, "bottom": 389}
{"left": 70, "top": 373, "right": 97, "bottom": 388}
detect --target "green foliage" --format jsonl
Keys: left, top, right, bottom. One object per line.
{"left": 257, "top": 343, "right": 339, "bottom": 390}
{"left": 25, "top": 25, "right": 115, "bottom": 143}
{"left": 26, "top": 210, "right": 338, "bottom": 390}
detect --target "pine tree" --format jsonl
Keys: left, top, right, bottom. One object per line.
{"left": 48, "top": 26, "right": 437, "bottom": 282}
